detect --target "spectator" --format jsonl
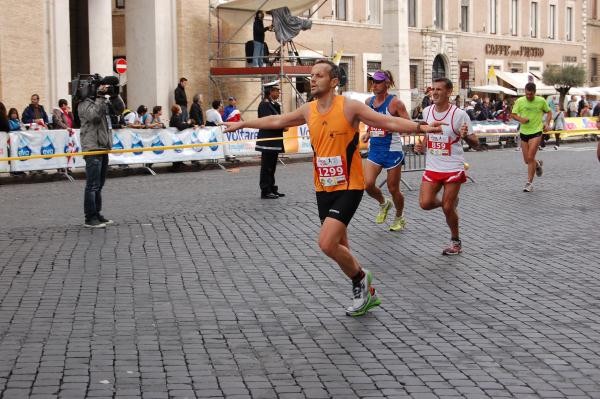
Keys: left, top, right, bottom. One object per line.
{"left": 223, "top": 96, "right": 242, "bottom": 122}
{"left": 8, "top": 108, "right": 23, "bottom": 131}
{"left": 578, "top": 95, "right": 587, "bottom": 115}
{"left": 421, "top": 87, "right": 432, "bottom": 108}
{"left": 174, "top": 77, "right": 189, "bottom": 121}
{"left": 22, "top": 93, "right": 49, "bottom": 128}
{"left": 552, "top": 104, "right": 566, "bottom": 150}
{"left": 2, "top": 104, "right": 26, "bottom": 177}
{"left": 169, "top": 104, "right": 192, "bottom": 131}
{"left": 411, "top": 104, "right": 423, "bottom": 120}
{"left": 0, "top": 102, "right": 9, "bottom": 133}
{"left": 223, "top": 97, "right": 237, "bottom": 121}
{"left": 567, "top": 96, "right": 579, "bottom": 117}
{"left": 465, "top": 100, "right": 477, "bottom": 120}
{"left": 252, "top": 11, "right": 271, "bottom": 67}
{"left": 592, "top": 101, "right": 600, "bottom": 117}
{"left": 189, "top": 94, "right": 205, "bottom": 127}
{"left": 145, "top": 106, "right": 166, "bottom": 129}
{"left": 51, "top": 99, "right": 74, "bottom": 131}
{"left": 454, "top": 95, "right": 462, "bottom": 109}
{"left": 138, "top": 105, "right": 151, "bottom": 126}
{"left": 579, "top": 103, "right": 592, "bottom": 117}
{"left": 206, "top": 100, "right": 224, "bottom": 126}
{"left": 169, "top": 105, "right": 191, "bottom": 170}
{"left": 122, "top": 107, "right": 144, "bottom": 129}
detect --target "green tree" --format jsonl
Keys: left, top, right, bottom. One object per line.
{"left": 542, "top": 64, "right": 586, "bottom": 110}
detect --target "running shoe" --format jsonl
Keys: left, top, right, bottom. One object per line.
{"left": 389, "top": 216, "right": 407, "bottom": 231}
{"left": 346, "top": 269, "right": 373, "bottom": 317}
{"left": 442, "top": 239, "right": 462, "bottom": 256}
{"left": 523, "top": 182, "right": 533, "bottom": 192}
{"left": 375, "top": 199, "right": 392, "bottom": 224}
{"left": 368, "top": 286, "right": 382, "bottom": 310}
{"left": 535, "top": 160, "right": 544, "bottom": 177}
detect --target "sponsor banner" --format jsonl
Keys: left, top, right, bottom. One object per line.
{"left": 222, "top": 128, "right": 260, "bottom": 157}
{"left": 107, "top": 127, "right": 224, "bottom": 164}
{"left": 289, "top": 124, "right": 312, "bottom": 154}
{"left": 9, "top": 130, "right": 68, "bottom": 171}
{"left": 471, "top": 121, "right": 520, "bottom": 134}
{"left": 0, "top": 132, "right": 9, "bottom": 172}
{"left": 564, "top": 116, "right": 598, "bottom": 131}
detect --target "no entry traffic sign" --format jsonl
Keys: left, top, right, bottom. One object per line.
{"left": 114, "top": 58, "right": 127, "bottom": 74}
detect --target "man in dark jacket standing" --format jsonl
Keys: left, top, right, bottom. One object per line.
{"left": 256, "top": 84, "right": 284, "bottom": 199}
{"left": 174, "top": 77, "right": 189, "bottom": 121}
{"left": 78, "top": 80, "right": 125, "bottom": 228}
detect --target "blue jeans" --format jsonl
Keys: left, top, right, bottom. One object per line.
{"left": 252, "top": 41, "right": 264, "bottom": 67}
{"left": 84, "top": 154, "right": 109, "bottom": 220}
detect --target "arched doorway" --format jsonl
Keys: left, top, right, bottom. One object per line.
{"left": 432, "top": 54, "right": 447, "bottom": 79}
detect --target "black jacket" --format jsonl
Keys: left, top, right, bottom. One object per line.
{"left": 169, "top": 114, "right": 191, "bottom": 131}
{"left": 253, "top": 18, "right": 268, "bottom": 43}
{"left": 189, "top": 103, "right": 204, "bottom": 126}
{"left": 256, "top": 100, "right": 283, "bottom": 152}
{"left": 174, "top": 84, "right": 187, "bottom": 107}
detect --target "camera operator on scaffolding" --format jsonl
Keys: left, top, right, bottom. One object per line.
{"left": 78, "top": 77, "right": 125, "bottom": 228}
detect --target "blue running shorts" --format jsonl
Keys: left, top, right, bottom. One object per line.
{"left": 367, "top": 150, "right": 405, "bottom": 170}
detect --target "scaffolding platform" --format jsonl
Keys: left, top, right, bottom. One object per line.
{"left": 210, "top": 65, "right": 313, "bottom": 77}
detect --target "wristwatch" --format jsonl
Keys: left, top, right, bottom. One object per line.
{"left": 416, "top": 121, "right": 427, "bottom": 133}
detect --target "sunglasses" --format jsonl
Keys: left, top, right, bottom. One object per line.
{"left": 372, "top": 79, "right": 386, "bottom": 84}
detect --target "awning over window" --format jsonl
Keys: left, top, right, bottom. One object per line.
{"left": 211, "top": 0, "right": 321, "bottom": 16}
{"left": 494, "top": 71, "right": 557, "bottom": 95}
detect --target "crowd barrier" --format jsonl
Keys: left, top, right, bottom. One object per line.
{"left": 1, "top": 117, "right": 597, "bottom": 175}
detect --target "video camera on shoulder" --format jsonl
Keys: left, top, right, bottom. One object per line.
{"left": 70, "top": 73, "right": 120, "bottom": 101}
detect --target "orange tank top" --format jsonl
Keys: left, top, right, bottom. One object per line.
{"left": 308, "top": 96, "right": 365, "bottom": 192}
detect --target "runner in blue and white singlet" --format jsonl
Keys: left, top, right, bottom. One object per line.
{"left": 362, "top": 70, "right": 411, "bottom": 231}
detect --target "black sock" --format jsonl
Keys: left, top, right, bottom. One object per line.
{"left": 451, "top": 237, "right": 460, "bottom": 242}
{"left": 352, "top": 269, "right": 365, "bottom": 286}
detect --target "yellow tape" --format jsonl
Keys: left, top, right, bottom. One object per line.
{"left": 0, "top": 135, "right": 295, "bottom": 162}
{"left": 476, "top": 129, "right": 599, "bottom": 138}
{"left": 2, "top": 129, "right": 598, "bottom": 162}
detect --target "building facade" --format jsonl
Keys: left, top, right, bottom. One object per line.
{"left": 0, "top": 0, "right": 596, "bottom": 119}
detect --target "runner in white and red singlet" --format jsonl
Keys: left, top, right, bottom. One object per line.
{"left": 416, "top": 77, "right": 479, "bottom": 255}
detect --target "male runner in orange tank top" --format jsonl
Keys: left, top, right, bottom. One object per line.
{"left": 225, "top": 60, "right": 443, "bottom": 317}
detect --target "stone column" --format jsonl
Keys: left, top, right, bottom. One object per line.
{"left": 381, "top": 0, "right": 411, "bottom": 108}
{"left": 88, "top": 0, "right": 113, "bottom": 76}
{"left": 47, "top": 0, "right": 72, "bottom": 105}
{"left": 125, "top": 0, "right": 178, "bottom": 113}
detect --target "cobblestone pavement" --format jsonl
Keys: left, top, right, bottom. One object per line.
{"left": 1, "top": 144, "right": 599, "bottom": 398}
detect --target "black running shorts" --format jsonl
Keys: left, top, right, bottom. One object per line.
{"left": 316, "top": 189, "right": 363, "bottom": 226}
{"left": 520, "top": 131, "right": 542, "bottom": 142}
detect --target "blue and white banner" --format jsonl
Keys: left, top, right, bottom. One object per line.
{"left": 222, "top": 128, "right": 261, "bottom": 157}
{"left": 9, "top": 130, "right": 68, "bottom": 171}
{"left": 0, "top": 132, "right": 9, "bottom": 172}
{"left": 107, "top": 127, "right": 224, "bottom": 164}
{"left": 295, "top": 124, "right": 313, "bottom": 154}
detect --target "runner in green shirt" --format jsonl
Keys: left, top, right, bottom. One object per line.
{"left": 511, "top": 82, "right": 552, "bottom": 192}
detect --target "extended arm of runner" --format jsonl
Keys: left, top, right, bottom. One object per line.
{"left": 354, "top": 101, "right": 440, "bottom": 134}
{"left": 223, "top": 105, "right": 307, "bottom": 132}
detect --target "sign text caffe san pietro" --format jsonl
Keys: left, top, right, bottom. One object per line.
{"left": 485, "top": 44, "right": 544, "bottom": 57}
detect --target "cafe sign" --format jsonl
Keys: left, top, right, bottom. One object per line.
{"left": 485, "top": 44, "right": 544, "bottom": 58}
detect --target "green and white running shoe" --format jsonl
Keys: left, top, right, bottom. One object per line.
{"left": 389, "top": 216, "right": 407, "bottom": 231}
{"left": 346, "top": 270, "right": 381, "bottom": 317}
{"left": 375, "top": 199, "right": 392, "bottom": 224}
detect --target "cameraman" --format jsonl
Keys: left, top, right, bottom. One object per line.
{"left": 78, "top": 77, "right": 124, "bottom": 228}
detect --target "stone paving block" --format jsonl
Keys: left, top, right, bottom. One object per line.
{"left": 1, "top": 147, "right": 600, "bottom": 398}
